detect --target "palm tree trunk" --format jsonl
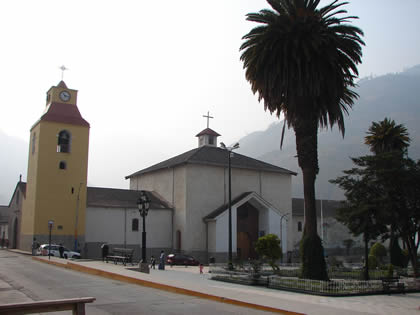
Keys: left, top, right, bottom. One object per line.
{"left": 295, "top": 118, "right": 319, "bottom": 236}
{"left": 294, "top": 117, "right": 328, "bottom": 280}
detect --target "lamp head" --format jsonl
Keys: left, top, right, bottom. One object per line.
{"left": 137, "top": 190, "right": 150, "bottom": 216}
{"left": 220, "top": 142, "right": 226, "bottom": 149}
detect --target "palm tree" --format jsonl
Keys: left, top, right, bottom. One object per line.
{"left": 240, "top": 0, "right": 364, "bottom": 280}
{"left": 365, "top": 118, "right": 410, "bottom": 155}
{"left": 365, "top": 118, "right": 411, "bottom": 267}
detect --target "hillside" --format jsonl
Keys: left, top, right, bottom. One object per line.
{"left": 237, "top": 65, "right": 420, "bottom": 200}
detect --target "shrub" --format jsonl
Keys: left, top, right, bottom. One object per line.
{"left": 255, "top": 234, "right": 281, "bottom": 270}
{"left": 368, "top": 255, "right": 377, "bottom": 269}
{"left": 369, "top": 243, "right": 387, "bottom": 265}
{"left": 387, "top": 264, "right": 394, "bottom": 278}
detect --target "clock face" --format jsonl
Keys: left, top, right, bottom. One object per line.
{"left": 59, "top": 90, "right": 71, "bottom": 102}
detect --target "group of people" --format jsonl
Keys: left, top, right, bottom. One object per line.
{"left": 150, "top": 250, "right": 165, "bottom": 270}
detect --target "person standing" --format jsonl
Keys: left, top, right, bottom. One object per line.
{"left": 101, "top": 243, "right": 109, "bottom": 262}
{"left": 158, "top": 250, "right": 165, "bottom": 270}
{"left": 59, "top": 244, "right": 64, "bottom": 258}
{"left": 31, "top": 238, "right": 39, "bottom": 255}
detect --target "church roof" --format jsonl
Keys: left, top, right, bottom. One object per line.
{"left": 87, "top": 187, "right": 172, "bottom": 209}
{"left": 292, "top": 198, "right": 343, "bottom": 218}
{"left": 125, "top": 145, "right": 296, "bottom": 178}
{"left": 39, "top": 102, "right": 90, "bottom": 127}
{"left": 195, "top": 128, "right": 221, "bottom": 137}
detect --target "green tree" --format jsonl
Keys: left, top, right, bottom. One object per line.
{"left": 364, "top": 118, "right": 411, "bottom": 266}
{"left": 240, "top": 0, "right": 364, "bottom": 280}
{"left": 365, "top": 118, "right": 410, "bottom": 155}
{"left": 331, "top": 152, "right": 420, "bottom": 278}
{"left": 255, "top": 234, "right": 282, "bottom": 271}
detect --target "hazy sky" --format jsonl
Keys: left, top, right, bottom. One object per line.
{"left": 1, "top": 0, "right": 419, "bottom": 190}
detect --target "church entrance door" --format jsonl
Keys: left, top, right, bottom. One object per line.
{"left": 236, "top": 203, "right": 258, "bottom": 260}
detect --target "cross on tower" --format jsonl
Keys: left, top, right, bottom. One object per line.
{"left": 59, "top": 65, "right": 68, "bottom": 80}
{"left": 203, "top": 111, "right": 214, "bottom": 128}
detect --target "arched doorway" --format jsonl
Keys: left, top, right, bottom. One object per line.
{"left": 236, "top": 203, "right": 258, "bottom": 260}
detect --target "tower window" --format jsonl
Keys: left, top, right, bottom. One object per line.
{"left": 209, "top": 137, "right": 214, "bottom": 145}
{"left": 59, "top": 161, "right": 67, "bottom": 170}
{"left": 57, "top": 130, "right": 71, "bottom": 153}
{"left": 132, "top": 218, "right": 139, "bottom": 231}
{"left": 298, "top": 221, "right": 302, "bottom": 232}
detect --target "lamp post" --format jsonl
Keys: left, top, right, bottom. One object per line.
{"left": 220, "top": 142, "right": 239, "bottom": 270}
{"left": 280, "top": 213, "right": 289, "bottom": 263}
{"left": 137, "top": 190, "right": 150, "bottom": 273}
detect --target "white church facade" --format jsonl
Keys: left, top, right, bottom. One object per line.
{"left": 125, "top": 128, "right": 296, "bottom": 262}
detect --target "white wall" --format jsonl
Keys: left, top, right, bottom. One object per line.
{"left": 85, "top": 206, "right": 172, "bottom": 248}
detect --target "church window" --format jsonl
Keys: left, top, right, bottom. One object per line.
{"left": 298, "top": 221, "right": 302, "bottom": 232}
{"left": 71, "top": 187, "right": 74, "bottom": 194}
{"left": 32, "top": 132, "right": 36, "bottom": 154}
{"left": 132, "top": 218, "right": 139, "bottom": 231}
{"left": 59, "top": 161, "right": 67, "bottom": 170}
{"left": 209, "top": 137, "right": 214, "bottom": 145}
{"left": 58, "top": 225, "right": 63, "bottom": 230}
{"left": 57, "top": 130, "right": 71, "bottom": 153}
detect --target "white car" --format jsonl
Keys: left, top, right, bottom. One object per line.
{"left": 38, "top": 244, "right": 81, "bottom": 259}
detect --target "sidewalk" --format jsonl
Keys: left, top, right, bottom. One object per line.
{"left": 11, "top": 250, "right": 420, "bottom": 315}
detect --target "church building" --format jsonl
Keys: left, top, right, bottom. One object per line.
{"left": 7, "top": 81, "right": 296, "bottom": 263}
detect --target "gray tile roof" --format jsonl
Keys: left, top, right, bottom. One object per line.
{"left": 87, "top": 187, "right": 172, "bottom": 210}
{"left": 126, "top": 145, "right": 296, "bottom": 178}
{"left": 292, "top": 198, "right": 344, "bottom": 218}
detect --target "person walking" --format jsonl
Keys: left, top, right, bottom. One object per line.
{"left": 150, "top": 255, "right": 156, "bottom": 269}
{"left": 199, "top": 264, "right": 204, "bottom": 274}
{"left": 158, "top": 250, "right": 165, "bottom": 270}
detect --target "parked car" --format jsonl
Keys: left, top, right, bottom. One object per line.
{"left": 166, "top": 253, "right": 199, "bottom": 266}
{"left": 37, "top": 244, "right": 81, "bottom": 259}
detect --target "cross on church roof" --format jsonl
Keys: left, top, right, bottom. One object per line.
{"left": 203, "top": 111, "right": 213, "bottom": 128}
{"left": 59, "top": 65, "right": 68, "bottom": 81}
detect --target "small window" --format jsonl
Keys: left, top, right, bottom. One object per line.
{"left": 58, "top": 225, "right": 63, "bottom": 230}
{"left": 209, "top": 137, "right": 214, "bottom": 145}
{"left": 132, "top": 218, "right": 139, "bottom": 231}
{"left": 298, "top": 221, "right": 302, "bottom": 232}
{"left": 59, "top": 161, "right": 67, "bottom": 170}
{"left": 57, "top": 130, "right": 71, "bottom": 153}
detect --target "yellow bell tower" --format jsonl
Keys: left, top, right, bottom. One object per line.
{"left": 20, "top": 81, "right": 90, "bottom": 252}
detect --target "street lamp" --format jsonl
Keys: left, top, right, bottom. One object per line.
{"left": 137, "top": 190, "right": 150, "bottom": 273}
{"left": 220, "top": 142, "right": 239, "bottom": 270}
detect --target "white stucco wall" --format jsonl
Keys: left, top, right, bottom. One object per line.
{"left": 129, "top": 167, "right": 186, "bottom": 249}
{"left": 214, "top": 207, "right": 237, "bottom": 252}
{"left": 85, "top": 206, "right": 172, "bottom": 248}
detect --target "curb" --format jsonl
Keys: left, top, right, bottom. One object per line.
{"left": 33, "top": 257, "right": 304, "bottom": 315}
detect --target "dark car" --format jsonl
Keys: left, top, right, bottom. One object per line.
{"left": 166, "top": 253, "right": 199, "bottom": 266}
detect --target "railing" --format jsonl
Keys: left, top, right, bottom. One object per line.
{"left": 0, "top": 297, "right": 96, "bottom": 315}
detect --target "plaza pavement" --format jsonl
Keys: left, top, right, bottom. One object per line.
{"left": 4, "top": 249, "right": 420, "bottom": 315}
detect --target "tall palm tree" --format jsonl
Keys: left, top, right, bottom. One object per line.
{"left": 365, "top": 118, "right": 410, "bottom": 154}
{"left": 365, "top": 118, "right": 411, "bottom": 267}
{"left": 240, "top": 0, "right": 364, "bottom": 280}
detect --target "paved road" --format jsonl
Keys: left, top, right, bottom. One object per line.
{"left": 0, "top": 249, "right": 273, "bottom": 314}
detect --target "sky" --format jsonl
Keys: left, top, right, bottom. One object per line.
{"left": 1, "top": 0, "right": 420, "bottom": 191}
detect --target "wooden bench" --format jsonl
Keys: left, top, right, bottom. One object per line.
{"left": 106, "top": 247, "right": 135, "bottom": 266}
{"left": 381, "top": 277, "right": 405, "bottom": 294}
{"left": 0, "top": 297, "right": 95, "bottom": 315}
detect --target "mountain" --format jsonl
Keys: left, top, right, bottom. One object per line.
{"left": 0, "top": 131, "right": 28, "bottom": 204}
{"left": 237, "top": 65, "right": 420, "bottom": 200}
